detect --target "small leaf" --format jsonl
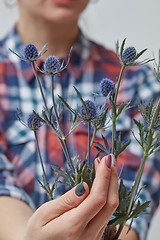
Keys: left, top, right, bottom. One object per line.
{"left": 74, "top": 86, "right": 90, "bottom": 119}
{"left": 51, "top": 165, "right": 74, "bottom": 187}
{"left": 115, "top": 139, "right": 131, "bottom": 159}
{"left": 120, "top": 38, "right": 127, "bottom": 58}
{"left": 102, "top": 135, "right": 110, "bottom": 152}
{"left": 58, "top": 95, "right": 75, "bottom": 114}
{"left": 130, "top": 200, "right": 151, "bottom": 219}
{"left": 117, "top": 102, "right": 131, "bottom": 116}
{"left": 94, "top": 141, "right": 109, "bottom": 155}
{"left": 133, "top": 119, "right": 143, "bottom": 129}
{"left": 108, "top": 215, "right": 128, "bottom": 227}
{"left": 8, "top": 48, "right": 22, "bottom": 59}
{"left": 49, "top": 106, "right": 53, "bottom": 123}
{"left": 134, "top": 49, "right": 147, "bottom": 61}
{"left": 33, "top": 111, "right": 46, "bottom": 124}
{"left": 42, "top": 110, "right": 49, "bottom": 123}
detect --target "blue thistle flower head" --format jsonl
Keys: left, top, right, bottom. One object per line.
{"left": 138, "top": 102, "right": 160, "bottom": 131}
{"left": 100, "top": 78, "right": 114, "bottom": 97}
{"left": 78, "top": 100, "right": 97, "bottom": 121}
{"left": 27, "top": 113, "right": 42, "bottom": 131}
{"left": 23, "top": 44, "right": 38, "bottom": 61}
{"left": 43, "top": 56, "right": 61, "bottom": 75}
{"left": 122, "top": 47, "right": 136, "bottom": 64}
{"left": 150, "top": 106, "right": 160, "bottom": 131}
{"left": 9, "top": 43, "right": 48, "bottom": 62}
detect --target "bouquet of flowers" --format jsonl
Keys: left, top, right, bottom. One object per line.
{"left": 9, "top": 39, "right": 160, "bottom": 239}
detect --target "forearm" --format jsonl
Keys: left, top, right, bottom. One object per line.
{"left": 0, "top": 196, "right": 33, "bottom": 240}
{"left": 119, "top": 225, "right": 139, "bottom": 240}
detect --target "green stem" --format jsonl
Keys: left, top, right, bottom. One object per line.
{"left": 51, "top": 75, "right": 65, "bottom": 139}
{"left": 48, "top": 192, "right": 53, "bottom": 200}
{"left": 111, "top": 119, "right": 116, "bottom": 154}
{"left": 63, "top": 139, "right": 75, "bottom": 173}
{"left": 31, "top": 62, "right": 49, "bottom": 113}
{"left": 114, "top": 65, "right": 125, "bottom": 104}
{"left": 114, "top": 100, "right": 160, "bottom": 239}
{"left": 113, "top": 73, "right": 160, "bottom": 240}
{"left": 87, "top": 121, "right": 91, "bottom": 166}
{"left": 34, "top": 131, "right": 48, "bottom": 188}
{"left": 126, "top": 89, "right": 160, "bottom": 219}
{"left": 114, "top": 152, "right": 148, "bottom": 240}
{"left": 51, "top": 75, "right": 75, "bottom": 173}
{"left": 128, "top": 154, "right": 147, "bottom": 215}
{"left": 111, "top": 65, "right": 125, "bottom": 155}
{"left": 86, "top": 127, "right": 97, "bottom": 161}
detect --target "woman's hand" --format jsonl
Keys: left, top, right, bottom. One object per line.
{"left": 24, "top": 154, "right": 119, "bottom": 240}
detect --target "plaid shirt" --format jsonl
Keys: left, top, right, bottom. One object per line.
{"left": 0, "top": 25, "right": 159, "bottom": 240}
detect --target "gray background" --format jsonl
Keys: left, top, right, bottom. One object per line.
{"left": 0, "top": 0, "right": 159, "bottom": 239}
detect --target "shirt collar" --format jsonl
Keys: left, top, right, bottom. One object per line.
{"left": 5, "top": 25, "right": 91, "bottom": 83}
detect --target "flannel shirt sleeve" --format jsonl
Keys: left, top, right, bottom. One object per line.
{"left": 124, "top": 65, "right": 160, "bottom": 240}
{"left": 0, "top": 59, "right": 35, "bottom": 210}
{"left": 0, "top": 113, "right": 35, "bottom": 210}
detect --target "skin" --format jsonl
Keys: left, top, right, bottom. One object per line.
{"left": 1, "top": 1, "right": 139, "bottom": 239}
{"left": 17, "top": 0, "right": 90, "bottom": 57}
{"left": 0, "top": 156, "right": 119, "bottom": 240}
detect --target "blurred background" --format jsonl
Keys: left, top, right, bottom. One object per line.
{"left": 0, "top": 0, "right": 159, "bottom": 239}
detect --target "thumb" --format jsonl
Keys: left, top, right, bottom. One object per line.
{"left": 35, "top": 182, "right": 89, "bottom": 226}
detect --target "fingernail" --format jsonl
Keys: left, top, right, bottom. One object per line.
{"left": 105, "top": 155, "right": 111, "bottom": 168}
{"left": 75, "top": 182, "right": 85, "bottom": 196}
{"left": 97, "top": 157, "right": 101, "bottom": 164}
{"left": 111, "top": 154, "right": 116, "bottom": 166}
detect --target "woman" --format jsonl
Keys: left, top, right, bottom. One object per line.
{"left": 0, "top": 0, "right": 159, "bottom": 239}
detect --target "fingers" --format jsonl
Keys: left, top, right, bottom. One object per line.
{"left": 96, "top": 225, "right": 107, "bottom": 240}
{"left": 31, "top": 154, "right": 118, "bottom": 240}
{"left": 94, "top": 157, "right": 101, "bottom": 171}
{"left": 34, "top": 182, "right": 89, "bottom": 227}
{"left": 87, "top": 155, "right": 119, "bottom": 236}
{"left": 71, "top": 155, "right": 112, "bottom": 226}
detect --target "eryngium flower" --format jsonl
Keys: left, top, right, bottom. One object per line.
{"left": 122, "top": 47, "right": 136, "bottom": 64}
{"left": 150, "top": 107, "right": 160, "bottom": 130}
{"left": 139, "top": 102, "right": 160, "bottom": 131}
{"left": 43, "top": 56, "right": 61, "bottom": 74}
{"left": 100, "top": 78, "right": 114, "bottom": 97}
{"left": 91, "top": 111, "right": 107, "bottom": 129}
{"left": 9, "top": 43, "right": 47, "bottom": 62}
{"left": 78, "top": 100, "right": 96, "bottom": 121}
{"left": 27, "top": 113, "right": 42, "bottom": 131}
{"left": 23, "top": 44, "right": 38, "bottom": 61}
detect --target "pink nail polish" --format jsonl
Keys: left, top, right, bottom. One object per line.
{"left": 97, "top": 157, "right": 101, "bottom": 164}
{"left": 111, "top": 154, "right": 116, "bottom": 166}
{"left": 105, "top": 155, "right": 111, "bottom": 168}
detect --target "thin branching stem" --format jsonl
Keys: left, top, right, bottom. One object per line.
{"left": 115, "top": 98, "right": 160, "bottom": 239}
{"left": 31, "top": 62, "right": 49, "bottom": 112}
{"left": 51, "top": 75, "right": 75, "bottom": 173}
{"left": 114, "top": 65, "right": 126, "bottom": 104}
{"left": 63, "top": 139, "right": 75, "bottom": 173}
{"left": 34, "top": 131, "right": 48, "bottom": 187}
{"left": 111, "top": 118, "right": 116, "bottom": 154}
{"left": 111, "top": 65, "right": 126, "bottom": 154}
{"left": 87, "top": 121, "right": 91, "bottom": 166}
{"left": 34, "top": 131, "right": 53, "bottom": 200}
{"left": 51, "top": 75, "right": 65, "bottom": 139}
{"left": 85, "top": 127, "right": 97, "bottom": 161}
